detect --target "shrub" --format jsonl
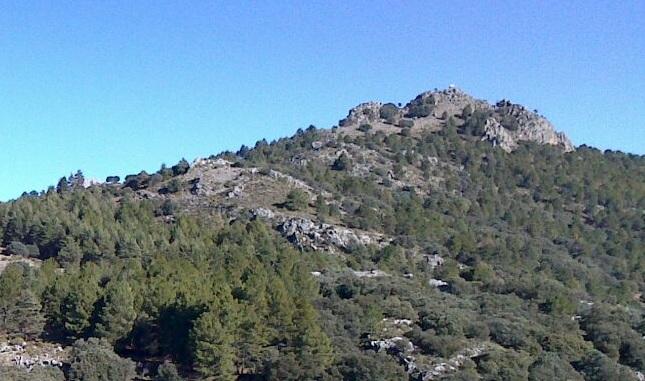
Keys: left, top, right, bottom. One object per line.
{"left": 0, "top": 366, "right": 65, "bottom": 381}
{"left": 379, "top": 103, "right": 399, "bottom": 123}
{"left": 358, "top": 123, "right": 372, "bottom": 132}
{"left": 336, "top": 351, "right": 407, "bottom": 381}
{"left": 124, "top": 171, "right": 151, "bottom": 190}
{"left": 171, "top": 158, "right": 190, "bottom": 176}
{"left": 284, "top": 189, "right": 309, "bottom": 211}
{"left": 6, "top": 241, "right": 29, "bottom": 257}
{"left": 332, "top": 153, "right": 352, "bottom": 171}
{"left": 160, "top": 199, "right": 176, "bottom": 216}
{"left": 68, "top": 338, "right": 136, "bottom": 381}
{"left": 148, "top": 173, "right": 164, "bottom": 187}
{"left": 166, "top": 179, "right": 182, "bottom": 193}
{"left": 406, "top": 103, "right": 433, "bottom": 118}
{"left": 461, "top": 104, "right": 473, "bottom": 119}
{"left": 156, "top": 360, "right": 183, "bottom": 381}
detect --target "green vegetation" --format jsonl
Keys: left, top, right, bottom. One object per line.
{"left": 358, "top": 123, "right": 372, "bottom": 133}
{"left": 0, "top": 110, "right": 642, "bottom": 380}
{"left": 284, "top": 189, "right": 309, "bottom": 211}
{"left": 379, "top": 103, "right": 399, "bottom": 124}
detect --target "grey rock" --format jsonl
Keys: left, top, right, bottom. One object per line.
{"left": 251, "top": 207, "right": 275, "bottom": 220}
{"left": 351, "top": 269, "right": 388, "bottom": 278}
{"left": 278, "top": 218, "right": 380, "bottom": 252}
{"left": 424, "top": 254, "right": 444, "bottom": 269}
{"left": 482, "top": 111, "right": 574, "bottom": 152}
{"left": 339, "top": 101, "right": 384, "bottom": 127}
{"left": 429, "top": 279, "right": 448, "bottom": 287}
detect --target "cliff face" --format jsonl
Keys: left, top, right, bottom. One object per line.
{"left": 483, "top": 100, "right": 574, "bottom": 152}
{"left": 339, "top": 87, "right": 574, "bottom": 152}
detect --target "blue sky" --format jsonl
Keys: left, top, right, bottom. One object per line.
{"left": 1, "top": 1, "right": 643, "bottom": 200}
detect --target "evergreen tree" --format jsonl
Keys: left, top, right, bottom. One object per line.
{"left": 191, "top": 308, "right": 236, "bottom": 381}
{"left": 56, "top": 176, "right": 69, "bottom": 193}
{"left": 11, "top": 290, "right": 45, "bottom": 339}
{"left": 61, "top": 268, "right": 101, "bottom": 337}
{"left": 94, "top": 280, "right": 137, "bottom": 344}
{"left": 57, "top": 236, "right": 83, "bottom": 268}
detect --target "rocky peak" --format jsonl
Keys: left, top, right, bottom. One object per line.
{"left": 338, "top": 87, "right": 575, "bottom": 152}
{"left": 339, "top": 101, "right": 386, "bottom": 127}
{"left": 410, "top": 86, "right": 485, "bottom": 109}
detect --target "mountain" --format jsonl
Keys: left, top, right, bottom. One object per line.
{"left": 0, "top": 88, "right": 643, "bottom": 381}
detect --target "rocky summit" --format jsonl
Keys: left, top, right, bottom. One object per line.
{"left": 339, "top": 87, "right": 574, "bottom": 152}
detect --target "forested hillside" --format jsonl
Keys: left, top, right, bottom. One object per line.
{"left": 0, "top": 89, "right": 643, "bottom": 380}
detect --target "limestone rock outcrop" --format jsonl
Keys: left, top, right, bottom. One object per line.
{"left": 339, "top": 87, "right": 574, "bottom": 152}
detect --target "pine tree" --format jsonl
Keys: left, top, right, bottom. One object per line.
{"left": 293, "top": 302, "right": 334, "bottom": 377}
{"left": 191, "top": 308, "right": 236, "bottom": 381}
{"left": 267, "top": 277, "right": 295, "bottom": 343}
{"left": 57, "top": 237, "right": 83, "bottom": 268}
{"left": 0, "top": 263, "right": 26, "bottom": 334}
{"left": 94, "top": 280, "right": 137, "bottom": 344}
{"left": 12, "top": 290, "right": 45, "bottom": 339}
{"left": 236, "top": 306, "right": 268, "bottom": 375}
{"left": 56, "top": 176, "right": 69, "bottom": 194}
{"left": 61, "top": 268, "right": 101, "bottom": 337}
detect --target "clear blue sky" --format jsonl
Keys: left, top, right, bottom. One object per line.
{"left": 1, "top": 1, "right": 643, "bottom": 200}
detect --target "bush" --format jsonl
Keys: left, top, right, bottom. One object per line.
{"left": 160, "top": 199, "right": 176, "bottom": 216}
{"left": 461, "top": 104, "right": 473, "bottom": 119}
{"left": 487, "top": 318, "right": 529, "bottom": 350}
{"left": 68, "top": 338, "right": 136, "bottom": 381}
{"left": 379, "top": 103, "right": 399, "bottom": 124}
{"left": 156, "top": 360, "right": 183, "bottom": 381}
{"left": 398, "top": 119, "right": 414, "bottom": 128}
{"left": 0, "top": 366, "right": 64, "bottom": 381}
{"left": 574, "top": 350, "right": 638, "bottom": 381}
{"left": 284, "top": 189, "right": 309, "bottom": 211}
{"left": 166, "top": 179, "right": 182, "bottom": 193}
{"left": 336, "top": 351, "right": 407, "bottom": 381}
{"left": 148, "top": 173, "right": 164, "bottom": 187}
{"left": 6, "top": 241, "right": 29, "bottom": 257}
{"left": 171, "top": 159, "right": 190, "bottom": 176}
{"left": 124, "top": 171, "right": 151, "bottom": 190}
{"left": 332, "top": 153, "right": 352, "bottom": 171}
{"left": 528, "top": 352, "right": 583, "bottom": 381}
{"left": 358, "top": 123, "right": 372, "bottom": 133}
{"left": 406, "top": 103, "right": 433, "bottom": 118}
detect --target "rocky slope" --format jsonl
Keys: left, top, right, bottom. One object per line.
{"left": 132, "top": 87, "right": 576, "bottom": 253}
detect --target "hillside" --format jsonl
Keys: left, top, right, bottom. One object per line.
{"left": 0, "top": 88, "right": 643, "bottom": 381}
